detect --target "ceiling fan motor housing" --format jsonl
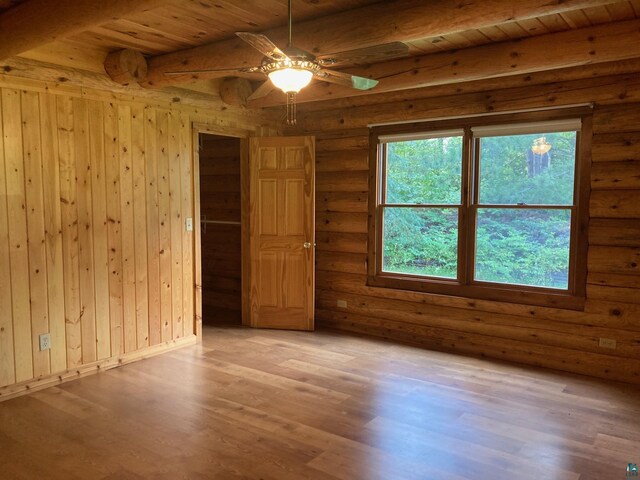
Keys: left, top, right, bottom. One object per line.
{"left": 260, "top": 57, "right": 321, "bottom": 77}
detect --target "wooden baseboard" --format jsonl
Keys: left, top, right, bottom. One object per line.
{"left": 318, "top": 317, "right": 640, "bottom": 385}
{"left": 0, "top": 335, "right": 197, "bottom": 402}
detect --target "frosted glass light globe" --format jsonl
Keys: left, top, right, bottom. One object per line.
{"left": 268, "top": 67, "right": 313, "bottom": 93}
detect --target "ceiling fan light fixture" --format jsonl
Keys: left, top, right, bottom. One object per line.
{"left": 262, "top": 58, "right": 319, "bottom": 125}
{"left": 263, "top": 58, "right": 319, "bottom": 94}
{"left": 268, "top": 66, "right": 313, "bottom": 93}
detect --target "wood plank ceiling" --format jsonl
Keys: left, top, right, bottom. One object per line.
{"left": 8, "top": 0, "right": 382, "bottom": 73}
{"left": 2, "top": 0, "right": 640, "bottom": 103}
{"left": 7, "top": 1, "right": 639, "bottom": 56}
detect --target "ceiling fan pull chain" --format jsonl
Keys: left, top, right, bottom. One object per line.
{"left": 286, "top": 91, "right": 297, "bottom": 126}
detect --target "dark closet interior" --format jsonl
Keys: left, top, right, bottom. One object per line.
{"left": 199, "top": 134, "right": 242, "bottom": 326}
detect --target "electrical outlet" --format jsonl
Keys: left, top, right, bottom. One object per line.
{"left": 598, "top": 337, "right": 617, "bottom": 349}
{"left": 336, "top": 300, "right": 347, "bottom": 308}
{"left": 39, "top": 333, "right": 51, "bottom": 351}
{"left": 185, "top": 217, "right": 193, "bottom": 232}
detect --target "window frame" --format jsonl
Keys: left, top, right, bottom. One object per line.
{"left": 367, "top": 107, "right": 592, "bottom": 310}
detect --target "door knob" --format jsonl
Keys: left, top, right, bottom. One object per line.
{"left": 303, "top": 242, "right": 311, "bottom": 249}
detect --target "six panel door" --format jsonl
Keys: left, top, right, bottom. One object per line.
{"left": 249, "top": 136, "right": 315, "bottom": 330}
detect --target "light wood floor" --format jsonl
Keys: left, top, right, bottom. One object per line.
{"left": 1, "top": 326, "right": 640, "bottom": 480}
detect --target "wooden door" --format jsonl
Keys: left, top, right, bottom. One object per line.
{"left": 249, "top": 136, "right": 315, "bottom": 330}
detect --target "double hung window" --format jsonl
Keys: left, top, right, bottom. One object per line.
{"left": 369, "top": 109, "right": 591, "bottom": 308}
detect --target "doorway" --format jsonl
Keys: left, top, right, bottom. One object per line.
{"left": 193, "top": 130, "right": 316, "bottom": 336}
{"left": 198, "top": 133, "right": 242, "bottom": 326}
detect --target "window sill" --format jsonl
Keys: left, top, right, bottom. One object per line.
{"left": 367, "top": 274, "right": 586, "bottom": 311}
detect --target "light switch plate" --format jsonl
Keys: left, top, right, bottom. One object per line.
{"left": 336, "top": 300, "right": 347, "bottom": 308}
{"left": 185, "top": 217, "right": 193, "bottom": 232}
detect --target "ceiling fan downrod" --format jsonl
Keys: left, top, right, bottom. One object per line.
{"left": 288, "top": 0, "right": 293, "bottom": 48}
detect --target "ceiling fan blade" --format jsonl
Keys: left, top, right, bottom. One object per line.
{"left": 247, "top": 80, "right": 277, "bottom": 101}
{"left": 316, "top": 42, "right": 409, "bottom": 67}
{"left": 315, "top": 69, "right": 378, "bottom": 90}
{"left": 236, "top": 32, "right": 289, "bottom": 61}
{"left": 164, "top": 67, "right": 260, "bottom": 77}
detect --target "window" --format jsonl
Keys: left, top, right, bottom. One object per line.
{"left": 368, "top": 109, "right": 591, "bottom": 309}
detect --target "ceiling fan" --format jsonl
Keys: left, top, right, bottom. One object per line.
{"left": 165, "top": 0, "right": 408, "bottom": 125}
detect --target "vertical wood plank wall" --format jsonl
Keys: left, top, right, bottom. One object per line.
{"left": 199, "top": 135, "right": 242, "bottom": 325}
{"left": 300, "top": 72, "right": 640, "bottom": 384}
{"left": 0, "top": 79, "right": 234, "bottom": 395}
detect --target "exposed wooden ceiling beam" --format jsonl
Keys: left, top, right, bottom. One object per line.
{"left": 251, "top": 19, "right": 640, "bottom": 108}
{"left": 0, "top": 0, "right": 175, "bottom": 61}
{"left": 141, "top": 0, "right": 619, "bottom": 89}
{"left": 0, "top": 56, "right": 227, "bottom": 111}
{"left": 297, "top": 72, "right": 640, "bottom": 132}
{"left": 295, "top": 58, "right": 640, "bottom": 114}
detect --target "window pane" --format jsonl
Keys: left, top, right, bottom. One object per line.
{"left": 386, "top": 136, "right": 463, "bottom": 204}
{"left": 478, "top": 131, "right": 577, "bottom": 205}
{"left": 382, "top": 207, "right": 458, "bottom": 279}
{"left": 474, "top": 209, "right": 572, "bottom": 289}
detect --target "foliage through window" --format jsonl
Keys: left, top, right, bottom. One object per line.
{"left": 370, "top": 111, "right": 590, "bottom": 308}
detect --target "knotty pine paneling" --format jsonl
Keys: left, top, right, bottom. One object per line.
{"left": 0, "top": 85, "right": 196, "bottom": 391}
{"left": 301, "top": 73, "right": 640, "bottom": 384}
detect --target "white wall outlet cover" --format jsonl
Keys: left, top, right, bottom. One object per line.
{"left": 598, "top": 337, "right": 617, "bottom": 349}
{"left": 336, "top": 300, "right": 348, "bottom": 308}
{"left": 185, "top": 217, "right": 193, "bottom": 231}
{"left": 39, "top": 333, "right": 51, "bottom": 351}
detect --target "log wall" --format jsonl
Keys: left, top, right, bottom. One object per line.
{"left": 299, "top": 72, "right": 640, "bottom": 384}
{"left": 0, "top": 75, "right": 276, "bottom": 400}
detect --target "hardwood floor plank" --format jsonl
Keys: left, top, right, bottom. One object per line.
{"left": 1, "top": 326, "right": 639, "bottom": 480}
